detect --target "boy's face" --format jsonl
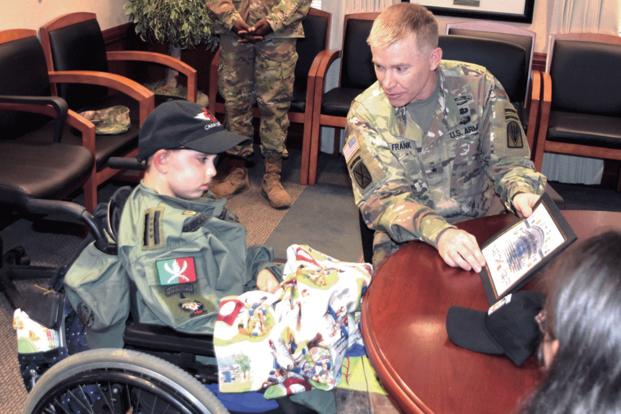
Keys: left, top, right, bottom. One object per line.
{"left": 162, "top": 149, "right": 217, "bottom": 199}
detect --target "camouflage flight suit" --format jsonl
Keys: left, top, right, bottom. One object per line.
{"left": 344, "top": 60, "right": 547, "bottom": 266}
{"left": 206, "top": 0, "right": 312, "bottom": 158}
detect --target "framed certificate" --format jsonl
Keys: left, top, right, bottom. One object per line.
{"left": 403, "top": 0, "right": 535, "bottom": 23}
{"left": 479, "top": 193, "right": 576, "bottom": 304}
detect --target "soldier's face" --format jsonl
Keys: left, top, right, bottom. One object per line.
{"left": 164, "top": 150, "right": 218, "bottom": 199}
{"left": 372, "top": 32, "right": 442, "bottom": 107}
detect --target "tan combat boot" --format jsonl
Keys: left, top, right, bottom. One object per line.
{"left": 210, "top": 165, "right": 250, "bottom": 198}
{"left": 262, "top": 156, "right": 292, "bottom": 209}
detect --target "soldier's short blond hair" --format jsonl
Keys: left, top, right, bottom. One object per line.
{"left": 367, "top": 3, "right": 438, "bottom": 51}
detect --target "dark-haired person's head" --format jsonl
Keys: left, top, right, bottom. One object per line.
{"left": 522, "top": 231, "right": 621, "bottom": 414}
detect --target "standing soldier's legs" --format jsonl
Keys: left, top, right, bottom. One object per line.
{"left": 255, "top": 38, "right": 297, "bottom": 209}
{"left": 211, "top": 36, "right": 255, "bottom": 198}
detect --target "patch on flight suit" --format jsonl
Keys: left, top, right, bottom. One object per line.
{"left": 143, "top": 207, "right": 164, "bottom": 249}
{"left": 156, "top": 256, "right": 197, "bottom": 296}
{"left": 182, "top": 213, "right": 210, "bottom": 232}
{"left": 352, "top": 157, "right": 372, "bottom": 190}
{"left": 507, "top": 120, "right": 523, "bottom": 148}
{"left": 180, "top": 300, "right": 205, "bottom": 317}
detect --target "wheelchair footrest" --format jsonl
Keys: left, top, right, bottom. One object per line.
{"left": 123, "top": 321, "right": 215, "bottom": 357}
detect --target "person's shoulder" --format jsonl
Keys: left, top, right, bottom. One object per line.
{"left": 440, "top": 60, "right": 488, "bottom": 78}
{"left": 354, "top": 81, "right": 383, "bottom": 103}
{"left": 351, "top": 82, "right": 390, "bottom": 116}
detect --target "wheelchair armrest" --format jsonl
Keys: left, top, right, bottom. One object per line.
{"left": 0, "top": 94, "right": 68, "bottom": 142}
{"left": 124, "top": 321, "right": 216, "bottom": 358}
{"left": 24, "top": 198, "right": 111, "bottom": 253}
{"left": 106, "top": 156, "right": 145, "bottom": 171}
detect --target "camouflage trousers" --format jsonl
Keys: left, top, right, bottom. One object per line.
{"left": 218, "top": 35, "right": 298, "bottom": 158}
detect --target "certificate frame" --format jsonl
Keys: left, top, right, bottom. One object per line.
{"left": 479, "top": 193, "right": 576, "bottom": 304}
{"left": 404, "top": 0, "right": 535, "bottom": 23}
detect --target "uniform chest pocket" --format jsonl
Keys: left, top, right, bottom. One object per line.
{"left": 450, "top": 124, "right": 480, "bottom": 160}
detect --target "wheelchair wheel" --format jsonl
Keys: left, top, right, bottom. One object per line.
{"left": 24, "top": 348, "right": 229, "bottom": 414}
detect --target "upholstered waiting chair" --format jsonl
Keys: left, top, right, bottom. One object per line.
{"left": 446, "top": 22, "right": 536, "bottom": 107}
{"left": 533, "top": 33, "right": 621, "bottom": 185}
{"left": 0, "top": 29, "right": 153, "bottom": 211}
{"left": 303, "top": 12, "right": 377, "bottom": 185}
{"left": 439, "top": 34, "right": 541, "bottom": 151}
{"left": 0, "top": 93, "right": 94, "bottom": 310}
{"left": 208, "top": 7, "right": 331, "bottom": 182}
{"left": 39, "top": 12, "right": 198, "bottom": 105}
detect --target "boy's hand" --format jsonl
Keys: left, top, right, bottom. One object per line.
{"left": 256, "top": 269, "right": 280, "bottom": 293}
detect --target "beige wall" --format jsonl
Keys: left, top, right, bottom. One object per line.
{"left": 435, "top": 0, "right": 553, "bottom": 53}
{"left": 0, "top": 0, "right": 129, "bottom": 32}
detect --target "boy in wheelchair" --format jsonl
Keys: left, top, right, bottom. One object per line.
{"left": 21, "top": 101, "right": 334, "bottom": 413}
{"left": 65, "top": 100, "right": 282, "bottom": 348}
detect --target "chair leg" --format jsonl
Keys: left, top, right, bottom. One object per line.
{"left": 300, "top": 119, "right": 312, "bottom": 185}
{"left": 83, "top": 176, "right": 98, "bottom": 212}
{"left": 308, "top": 123, "right": 322, "bottom": 186}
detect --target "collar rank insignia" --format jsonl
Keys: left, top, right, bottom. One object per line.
{"left": 156, "top": 256, "right": 197, "bottom": 296}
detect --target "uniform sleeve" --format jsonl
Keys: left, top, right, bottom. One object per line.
{"left": 205, "top": 0, "right": 242, "bottom": 30}
{"left": 265, "top": 0, "right": 312, "bottom": 33}
{"left": 479, "top": 73, "right": 547, "bottom": 211}
{"left": 344, "top": 100, "right": 455, "bottom": 248}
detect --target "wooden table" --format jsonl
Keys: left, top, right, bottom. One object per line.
{"left": 361, "top": 210, "right": 621, "bottom": 414}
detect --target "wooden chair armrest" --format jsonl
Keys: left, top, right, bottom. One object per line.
{"left": 526, "top": 70, "right": 542, "bottom": 152}
{"left": 48, "top": 70, "right": 156, "bottom": 125}
{"left": 312, "top": 49, "right": 341, "bottom": 90}
{"left": 311, "top": 49, "right": 342, "bottom": 111}
{"left": 533, "top": 72, "right": 553, "bottom": 170}
{"left": 66, "top": 109, "right": 97, "bottom": 154}
{"left": 208, "top": 48, "right": 221, "bottom": 114}
{"left": 107, "top": 50, "right": 197, "bottom": 102}
{"left": 0, "top": 96, "right": 59, "bottom": 118}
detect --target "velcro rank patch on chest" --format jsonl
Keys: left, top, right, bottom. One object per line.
{"left": 143, "top": 207, "right": 164, "bottom": 249}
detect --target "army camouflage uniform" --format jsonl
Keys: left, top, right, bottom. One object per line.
{"left": 344, "top": 60, "right": 547, "bottom": 266}
{"left": 206, "top": 0, "right": 312, "bottom": 157}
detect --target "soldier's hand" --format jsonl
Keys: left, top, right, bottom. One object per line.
{"left": 512, "top": 192, "right": 540, "bottom": 218}
{"left": 436, "top": 228, "right": 486, "bottom": 273}
{"left": 249, "top": 18, "right": 273, "bottom": 36}
{"left": 256, "top": 269, "right": 280, "bottom": 293}
{"left": 232, "top": 18, "right": 251, "bottom": 36}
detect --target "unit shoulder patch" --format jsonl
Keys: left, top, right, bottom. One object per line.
{"left": 507, "top": 120, "right": 523, "bottom": 148}
{"left": 352, "top": 157, "right": 372, "bottom": 190}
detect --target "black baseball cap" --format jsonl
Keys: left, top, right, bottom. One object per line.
{"left": 137, "top": 100, "right": 249, "bottom": 162}
{"left": 446, "top": 291, "right": 545, "bottom": 366}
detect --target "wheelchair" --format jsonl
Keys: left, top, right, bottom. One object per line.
{"left": 10, "top": 160, "right": 317, "bottom": 414}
